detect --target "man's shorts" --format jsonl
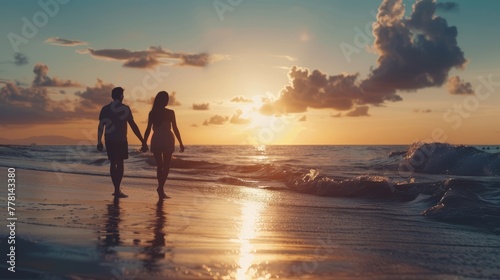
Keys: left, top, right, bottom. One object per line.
{"left": 105, "top": 140, "right": 129, "bottom": 161}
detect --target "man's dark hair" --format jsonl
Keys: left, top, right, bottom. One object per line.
{"left": 111, "top": 87, "right": 124, "bottom": 100}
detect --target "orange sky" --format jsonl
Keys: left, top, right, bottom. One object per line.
{"left": 1, "top": 0, "right": 499, "bottom": 145}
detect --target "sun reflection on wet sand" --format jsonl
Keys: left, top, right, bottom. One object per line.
{"left": 235, "top": 201, "right": 264, "bottom": 280}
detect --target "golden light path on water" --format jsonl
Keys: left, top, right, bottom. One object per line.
{"left": 225, "top": 145, "right": 272, "bottom": 279}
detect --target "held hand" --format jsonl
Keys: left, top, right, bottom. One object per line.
{"left": 141, "top": 143, "right": 149, "bottom": 153}
{"left": 179, "top": 144, "right": 185, "bottom": 153}
{"left": 97, "top": 142, "right": 104, "bottom": 152}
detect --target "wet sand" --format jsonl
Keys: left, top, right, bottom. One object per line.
{"left": 1, "top": 168, "right": 499, "bottom": 279}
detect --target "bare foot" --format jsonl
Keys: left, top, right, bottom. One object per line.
{"left": 157, "top": 189, "right": 170, "bottom": 199}
{"left": 159, "top": 193, "right": 171, "bottom": 199}
{"left": 112, "top": 191, "right": 128, "bottom": 198}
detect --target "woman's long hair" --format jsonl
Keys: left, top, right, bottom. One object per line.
{"left": 150, "top": 91, "right": 169, "bottom": 126}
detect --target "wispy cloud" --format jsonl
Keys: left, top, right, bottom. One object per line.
{"left": 271, "top": 55, "right": 297, "bottom": 61}
{"left": 45, "top": 37, "right": 88, "bottom": 47}
{"left": 413, "top": 109, "right": 433, "bottom": 113}
{"left": 328, "top": 106, "right": 369, "bottom": 118}
{"left": 78, "top": 46, "right": 225, "bottom": 69}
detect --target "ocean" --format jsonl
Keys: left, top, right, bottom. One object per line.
{"left": 1, "top": 142, "right": 499, "bottom": 233}
{"left": 1, "top": 143, "right": 500, "bottom": 279}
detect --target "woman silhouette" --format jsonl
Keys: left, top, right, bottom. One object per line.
{"left": 144, "top": 91, "right": 184, "bottom": 199}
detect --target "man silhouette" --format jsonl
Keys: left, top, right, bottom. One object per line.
{"left": 97, "top": 87, "right": 145, "bottom": 198}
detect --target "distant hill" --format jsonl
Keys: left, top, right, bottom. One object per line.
{"left": 0, "top": 135, "right": 91, "bottom": 145}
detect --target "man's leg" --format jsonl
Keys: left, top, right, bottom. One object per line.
{"left": 110, "top": 159, "right": 125, "bottom": 195}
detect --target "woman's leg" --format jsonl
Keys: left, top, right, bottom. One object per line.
{"left": 154, "top": 152, "right": 172, "bottom": 198}
{"left": 157, "top": 152, "right": 173, "bottom": 198}
{"left": 154, "top": 153, "right": 166, "bottom": 191}
{"left": 162, "top": 152, "right": 173, "bottom": 182}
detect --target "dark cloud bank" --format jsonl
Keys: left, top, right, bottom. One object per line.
{"left": 261, "top": 0, "right": 470, "bottom": 117}
{"left": 0, "top": 64, "right": 116, "bottom": 125}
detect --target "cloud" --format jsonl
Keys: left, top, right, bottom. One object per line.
{"left": 359, "top": 0, "right": 467, "bottom": 102}
{"left": 0, "top": 82, "right": 73, "bottom": 125}
{"left": 260, "top": 66, "right": 362, "bottom": 115}
{"left": 272, "top": 55, "right": 297, "bottom": 61}
{"left": 413, "top": 109, "right": 432, "bottom": 113}
{"left": 0, "top": 73, "right": 118, "bottom": 125}
{"left": 229, "top": 110, "right": 251, "bottom": 125}
{"left": 345, "top": 106, "right": 370, "bottom": 117}
{"left": 273, "top": 66, "right": 293, "bottom": 70}
{"left": 447, "top": 76, "right": 474, "bottom": 95}
{"left": 436, "top": 2, "right": 459, "bottom": 11}
{"left": 261, "top": 0, "right": 468, "bottom": 116}
{"left": 179, "top": 53, "right": 211, "bottom": 67}
{"left": 231, "top": 96, "right": 253, "bottom": 103}
{"left": 193, "top": 103, "right": 210, "bottom": 110}
{"left": 203, "top": 115, "right": 228, "bottom": 126}
{"left": 73, "top": 79, "right": 115, "bottom": 114}
{"left": 298, "top": 115, "right": 307, "bottom": 122}
{"left": 0, "top": 78, "right": 24, "bottom": 87}
{"left": 45, "top": 37, "right": 88, "bottom": 47}
{"left": 13, "top": 53, "right": 28, "bottom": 66}
{"left": 78, "top": 46, "right": 222, "bottom": 69}
{"left": 140, "top": 91, "right": 182, "bottom": 107}
{"left": 331, "top": 112, "right": 342, "bottom": 118}
{"left": 32, "top": 63, "right": 81, "bottom": 87}
{"left": 0, "top": 53, "right": 28, "bottom": 66}
{"left": 168, "top": 91, "right": 182, "bottom": 106}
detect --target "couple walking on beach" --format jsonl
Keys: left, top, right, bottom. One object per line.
{"left": 97, "top": 87, "right": 184, "bottom": 199}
